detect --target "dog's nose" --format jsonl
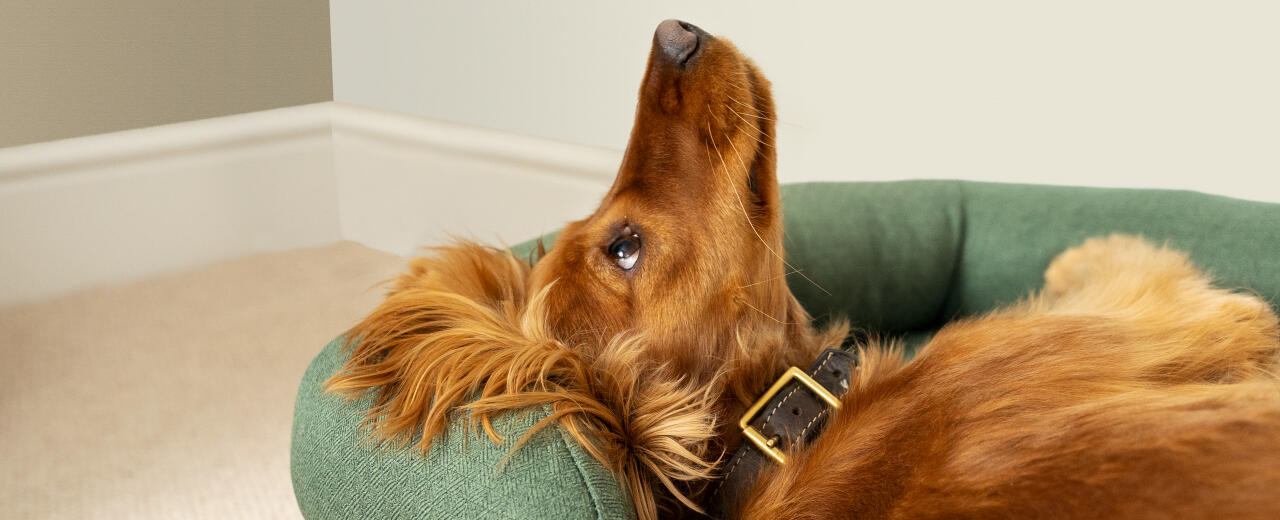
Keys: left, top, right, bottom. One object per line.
{"left": 655, "top": 19, "right": 703, "bottom": 65}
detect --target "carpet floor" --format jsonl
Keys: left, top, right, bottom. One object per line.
{"left": 0, "top": 242, "right": 405, "bottom": 519}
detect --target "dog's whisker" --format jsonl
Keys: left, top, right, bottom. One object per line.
{"left": 725, "top": 104, "right": 763, "bottom": 134}
{"left": 726, "top": 94, "right": 803, "bottom": 128}
{"left": 712, "top": 103, "right": 773, "bottom": 152}
{"left": 733, "top": 110, "right": 777, "bottom": 123}
{"left": 739, "top": 268, "right": 804, "bottom": 289}
{"left": 731, "top": 122, "right": 776, "bottom": 151}
{"left": 725, "top": 107, "right": 775, "bottom": 150}
{"left": 725, "top": 93, "right": 754, "bottom": 109}
{"left": 725, "top": 95, "right": 777, "bottom": 122}
{"left": 711, "top": 121, "right": 830, "bottom": 296}
{"left": 741, "top": 299, "right": 796, "bottom": 325}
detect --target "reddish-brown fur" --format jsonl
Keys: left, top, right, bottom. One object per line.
{"left": 742, "top": 235, "right": 1280, "bottom": 518}
{"left": 327, "top": 22, "right": 1280, "bottom": 519}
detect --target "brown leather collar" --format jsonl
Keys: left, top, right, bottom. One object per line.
{"left": 707, "top": 348, "right": 858, "bottom": 518}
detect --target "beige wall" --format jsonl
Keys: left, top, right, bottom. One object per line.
{"left": 0, "top": 1, "right": 332, "bottom": 148}
{"left": 331, "top": 1, "right": 1280, "bottom": 202}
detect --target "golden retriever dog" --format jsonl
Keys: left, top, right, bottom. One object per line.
{"left": 326, "top": 20, "right": 1280, "bottom": 519}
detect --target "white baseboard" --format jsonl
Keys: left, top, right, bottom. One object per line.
{"left": 0, "top": 102, "right": 619, "bottom": 306}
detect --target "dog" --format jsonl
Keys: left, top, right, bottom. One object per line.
{"left": 326, "top": 20, "right": 1280, "bottom": 519}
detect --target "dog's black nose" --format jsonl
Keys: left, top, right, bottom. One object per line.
{"left": 655, "top": 19, "right": 704, "bottom": 65}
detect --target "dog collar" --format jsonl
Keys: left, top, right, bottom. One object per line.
{"left": 707, "top": 348, "right": 858, "bottom": 518}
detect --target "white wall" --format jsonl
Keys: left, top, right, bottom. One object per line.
{"left": 329, "top": 104, "right": 615, "bottom": 256}
{"left": 331, "top": 1, "right": 1280, "bottom": 203}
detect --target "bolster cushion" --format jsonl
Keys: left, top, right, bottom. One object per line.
{"left": 292, "top": 181, "right": 1280, "bottom": 518}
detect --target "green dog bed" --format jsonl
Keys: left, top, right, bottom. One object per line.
{"left": 291, "top": 180, "right": 1280, "bottom": 519}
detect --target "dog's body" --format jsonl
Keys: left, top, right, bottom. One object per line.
{"left": 741, "top": 235, "right": 1280, "bottom": 518}
{"left": 327, "top": 21, "right": 1280, "bottom": 519}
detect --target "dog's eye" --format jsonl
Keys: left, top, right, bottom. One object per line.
{"left": 607, "top": 229, "right": 642, "bottom": 271}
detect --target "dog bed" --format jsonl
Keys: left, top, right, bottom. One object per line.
{"left": 291, "top": 180, "right": 1280, "bottom": 519}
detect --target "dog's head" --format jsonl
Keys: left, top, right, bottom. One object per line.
{"left": 531, "top": 20, "right": 815, "bottom": 383}
{"left": 329, "top": 21, "right": 843, "bottom": 520}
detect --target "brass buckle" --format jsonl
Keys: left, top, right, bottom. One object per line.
{"left": 738, "top": 366, "right": 842, "bottom": 465}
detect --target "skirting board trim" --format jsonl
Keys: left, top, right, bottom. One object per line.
{"left": 329, "top": 103, "right": 619, "bottom": 184}
{"left": 0, "top": 104, "right": 334, "bottom": 182}
{"left": 0, "top": 102, "right": 620, "bottom": 306}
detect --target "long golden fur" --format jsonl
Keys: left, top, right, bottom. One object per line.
{"left": 327, "top": 20, "right": 1280, "bottom": 519}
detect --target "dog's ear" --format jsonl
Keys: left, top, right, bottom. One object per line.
{"left": 744, "top": 127, "right": 774, "bottom": 211}
{"left": 324, "top": 244, "right": 541, "bottom": 449}
{"left": 748, "top": 160, "right": 760, "bottom": 194}
{"left": 743, "top": 66, "right": 776, "bottom": 202}
{"left": 531, "top": 238, "right": 547, "bottom": 265}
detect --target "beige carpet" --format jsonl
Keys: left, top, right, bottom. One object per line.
{"left": 0, "top": 242, "right": 406, "bottom": 519}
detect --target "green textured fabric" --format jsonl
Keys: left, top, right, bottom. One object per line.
{"left": 780, "top": 181, "right": 1280, "bottom": 332}
{"left": 293, "top": 180, "right": 1280, "bottom": 518}
{"left": 779, "top": 181, "right": 965, "bottom": 332}
{"left": 291, "top": 337, "right": 633, "bottom": 519}
{"left": 944, "top": 182, "right": 1280, "bottom": 317}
